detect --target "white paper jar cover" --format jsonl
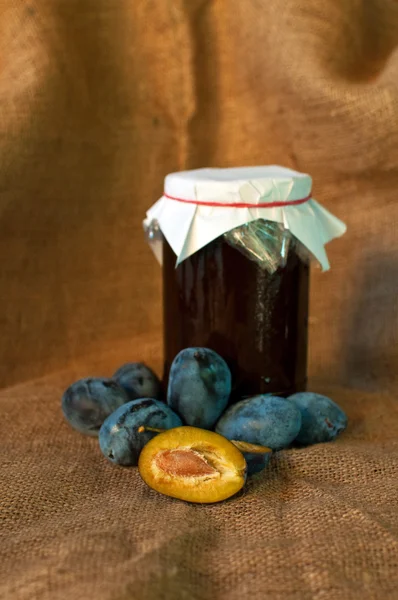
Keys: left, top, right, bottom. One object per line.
{"left": 144, "top": 165, "right": 346, "bottom": 270}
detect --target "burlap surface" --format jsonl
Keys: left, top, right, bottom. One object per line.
{"left": 1, "top": 355, "right": 398, "bottom": 600}
{"left": 1, "top": 0, "right": 398, "bottom": 598}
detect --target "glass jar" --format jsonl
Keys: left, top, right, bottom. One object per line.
{"left": 162, "top": 235, "right": 309, "bottom": 401}
{"left": 144, "top": 166, "right": 346, "bottom": 402}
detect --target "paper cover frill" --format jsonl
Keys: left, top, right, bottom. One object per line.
{"left": 144, "top": 166, "right": 347, "bottom": 271}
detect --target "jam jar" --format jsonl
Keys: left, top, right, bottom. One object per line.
{"left": 144, "top": 166, "right": 346, "bottom": 401}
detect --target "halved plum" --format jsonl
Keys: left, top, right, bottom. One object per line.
{"left": 138, "top": 426, "right": 247, "bottom": 503}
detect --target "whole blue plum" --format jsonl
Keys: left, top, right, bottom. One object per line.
{"left": 244, "top": 452, "right": 272, "bottom": 476}
{"left": 216, "top": 395, "right": 302, "bottom": 450}
{"left": 62, "top": 378, "right": 129, "bottom": 436}
{"left": 167, "top": 347, "right": 231, "bottom": 429}
{"left": 113, "top": 363, "right": 161, "bottom": 401}
{"left": 99, "top": 398, "right": 182, "bottom": 465}
{"left": 289, "top": 392, "right": 347, "bottom": 445}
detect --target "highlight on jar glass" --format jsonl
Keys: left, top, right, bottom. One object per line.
{"left": 144, "top": 166, "right": 346, "bottom": 401}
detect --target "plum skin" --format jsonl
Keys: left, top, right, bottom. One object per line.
{"left": 113, "top": 362, "right": 161, "bottom": 401}
{"left": 62, "top": 377, "right": 129, "bottom": 436}
{"left": 244, "top": 452, "right": 272, "bottom": 476}
{"left": 167, "top": 347, "right": 231, "bottom": 430}
{"left": 288, "top": 392, "right": 347, "bottom": 445}
{"left": 99, "top": 398, "right": 182, "bottom": 466}
{"left": 216, "top": 394, "right": 302, "bottom": 450}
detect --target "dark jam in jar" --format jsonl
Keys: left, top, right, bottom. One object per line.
{"left": 162, "top": 235, "right": 309, "bottom": 402}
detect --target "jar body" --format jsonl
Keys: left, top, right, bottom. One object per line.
{"left": 162, "top": 234, "right": 309, "bottom": 401}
